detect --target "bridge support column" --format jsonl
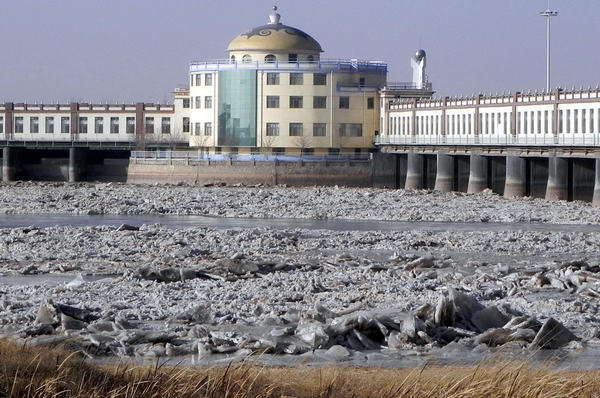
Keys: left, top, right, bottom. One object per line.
{"left": 2, "top": 147, "right": 18, "bottom": 182}
{"left": 434, "top": 153, "right": 453, "bottom": 192}
{"left": 467, "top": 154, "right": 488, "bottom": 193}
{"left": 504, "top": 154, "right": 526, "bottom": 197}
{"left": 545, "top": 156, "right": 568, "bottom": 201}
{"left": 593, "top": 159, "right": 600, "bottom": 207}
{"left": 68, "top": 147, "right": 88, "bottom": 183}
{"left": 405, "top": 152, "right": 424, "bottom": 190}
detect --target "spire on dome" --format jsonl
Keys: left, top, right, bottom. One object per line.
{"left": 268, "top": 5, "right": 281, "bottom": 24}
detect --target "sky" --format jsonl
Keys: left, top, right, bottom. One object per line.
{"left": 0, "top": 0, "right": 598, "bottom": 103}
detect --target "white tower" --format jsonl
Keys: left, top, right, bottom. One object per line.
{"left": 411, "top": 49, "right": 427, "bottom": 89}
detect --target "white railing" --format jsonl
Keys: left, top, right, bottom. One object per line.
{"left": 131, "top": 151, "right": 373, "bottom": 163}
{"left": 189, "top": 59, "right": 388, "bottom": 73}
{"left": 376, "top": 134, "right": 600, "bottom": 147}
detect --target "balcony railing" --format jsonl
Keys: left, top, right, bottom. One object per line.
{"left": 189, "top": 59, "right": 388, "bottom": 73}
{"left": 384, "top": 82, "right": 433, "bottom": 91}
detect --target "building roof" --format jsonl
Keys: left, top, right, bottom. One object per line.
{"left": 226, "top": 7, "right": 323, "bottom": 54}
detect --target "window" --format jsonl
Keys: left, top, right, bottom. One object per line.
{"left": 313, "top": 96, "right": 326, "bottom": 109}
{"left": 183, "top": 117, "right": 190, "bottom": 133}
{"left": 591, "top": 109, "right": 595, "bottom": 134}
{"left": 144, "top": 117, "right": 154, "bottom": 134}
{"left": 288, "top": 53, "right": 298, "bottom": 63}
{"left": 367, "top": 97, "right": 375, "bottom": 110}
{"left": 566, "top": 110, "right": 571, "bottom": 134}
{"left": 205, "top": 96, "right": 212, "bottom": 109}
{"left": 359, "top": 78, "right": 366, "bottom": 87}
{"left": 266, "top": 73, "right": 280, "bottom": 85}
{"left": 289, "top": 73, "right": 303, "bottom": 85}
{"left": 79, "top": 117, "right": 88, "bottom": 134}
{"left": 313, "top": 123, "right": 326, "bottom": 137}
{"left": 161, "top": 118, "right": 171, "bottom": 134}
{"left": 46, "top": 117, "right": 54, "bottom": 134}
{"left": 230, "top": 55, "right": 236, "bottom": 63}
{"left": 95, "top": 117, "right": 104, "bottom": 134}
{"left": 289, "top": 122, "right": 303, "bottom": 136}
{"left": 266, "top": 122, "right": 280, "bottom": 136}
{"left": 242, "top": 54, "right": 252, "bottom": 64}
{"left": 313, "top": 73, "right": 327, "bottom": 85}
{"left": 61, "top": 117, "right": 70, "bottom": 134}
{"left": 544, "top": 111, "right": 549, "bottom": 134}
{"left": 110, "top": 117, "right": 119, "bottom": 134}
{"left": 307, "top": 55, "right": 315, "bottom": 62}
{"left": 30, "top": 117, "right": 39, "bottom": 133}
{"left": 195, "top": 96, "right": 201, "bottom": 109}
{"left": 266, "top": 96, "right": 280, "bottom": 108}
{"left": 558, "top": 110, "right": 563, "bottom": 134}
{"left": 339, "top": 123, "right": 363, "bottom": 137}
{"left": 195, "top": 123, "right": 201, "bottom": 135}
{"left": 195, "top": 74, "right": 201, "bottom": 86}
{"left": 574, "top": 109, "right": 579, "bottom": 133}
{"left": 204, "top": 122, "right": 212, "bottom": 136}
{"left": 264, "top": 54, "right": 276, "bottom": 63}
{"left": 14, "top": 117, "right": 23, "bottom": 133}
{"left": 290, "top": 96, "right": 303, "bottom": 108}
{"left": 0, "top": 117, "right": 3, "bottom": 134}
{"left": 183, "top": 98, "right": 190, "bottom": 108}
{"left": 205, "top": 73, "right": 213, "bottom": 86}
{"left": 126, "top": 117, "right": 135, "bottom": 134}
{"left": 582, "top": 110, "right": 586, "bottom": 134}
{"left": 339, "top": 96, "right": 350, "bottom": 109}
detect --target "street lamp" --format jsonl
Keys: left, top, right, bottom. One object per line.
{"left": 539, "top": 1, "right": 558, "bottom": 92}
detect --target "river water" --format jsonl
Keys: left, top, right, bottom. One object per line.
{"left": 0, "top": 214, "right": 598, "bottom": 233}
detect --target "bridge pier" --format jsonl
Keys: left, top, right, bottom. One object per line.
{"left": 405, "top": 152, "right": 424, "bottom": 190}
{"left": 68, "top": 147, "right": 88, "bottom": 182}
{"left": 434, "top": 153, "right": 453, "bottom": 192}
{"left": 467, "top": 154, "right": 488, "bottom": 193}
{"left": 504, "top": 155, "right": 526, "bottom": 197}
{"left": 2, "top": 147, "right": 20, "bottom": 183}
{"left": 545, "top": 156, "right": 568, "bottom": 201}
{"left": 593, "top": 159, "right": 600, "bottom": 207}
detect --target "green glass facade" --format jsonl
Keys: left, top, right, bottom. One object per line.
{"left": 218, "top": 70, "right": 257, "bottom": 147}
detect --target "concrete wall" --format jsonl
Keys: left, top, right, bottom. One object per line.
{"left": 127, "top": 160, "right": 375, "bottom": 187}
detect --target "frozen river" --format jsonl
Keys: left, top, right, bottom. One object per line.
{"left": 1, "top": 214, "right": 599, "bottom": 233}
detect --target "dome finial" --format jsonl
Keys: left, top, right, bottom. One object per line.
{"left": 269, "top": 5, "right": 281, "bottom": 24}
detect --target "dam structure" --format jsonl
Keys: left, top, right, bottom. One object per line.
{"left": 1, "top": 5, "right": 600, "bottom": 204}
{"left": 377, "top": 88, "right": 600, "bottom": 204}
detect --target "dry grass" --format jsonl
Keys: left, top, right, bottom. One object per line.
{"left": 1, "top": 339, "right": 600, "bottom": 398}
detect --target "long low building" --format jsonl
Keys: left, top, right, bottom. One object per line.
{"left": 378, "top": 88, "right": 600, "bottom": 147}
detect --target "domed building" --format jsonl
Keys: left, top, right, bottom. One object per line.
{"left": 186, "top": 6, "right": 389, "bottom": 154}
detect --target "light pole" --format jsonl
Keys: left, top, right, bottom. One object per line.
{"left": 539, "top": 1, "right": 558, "bottom": 92}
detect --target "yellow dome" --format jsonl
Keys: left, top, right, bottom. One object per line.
{"left": 227, "top": 11, "right": 322, "bottom": 54}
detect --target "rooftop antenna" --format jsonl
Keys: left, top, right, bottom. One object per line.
{"left": 540, "top": 0, "right": 558, "bottom": 92}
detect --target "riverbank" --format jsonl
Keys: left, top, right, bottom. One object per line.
{"left": 1, "top": 181, "right": 600, "bottom": 224}
{"left": 2, "top": 340, "right": 600, "bottom": 398}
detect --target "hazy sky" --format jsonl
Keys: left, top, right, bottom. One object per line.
{"left": 1, "top": 0, "right": 598, "bottom": 103}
